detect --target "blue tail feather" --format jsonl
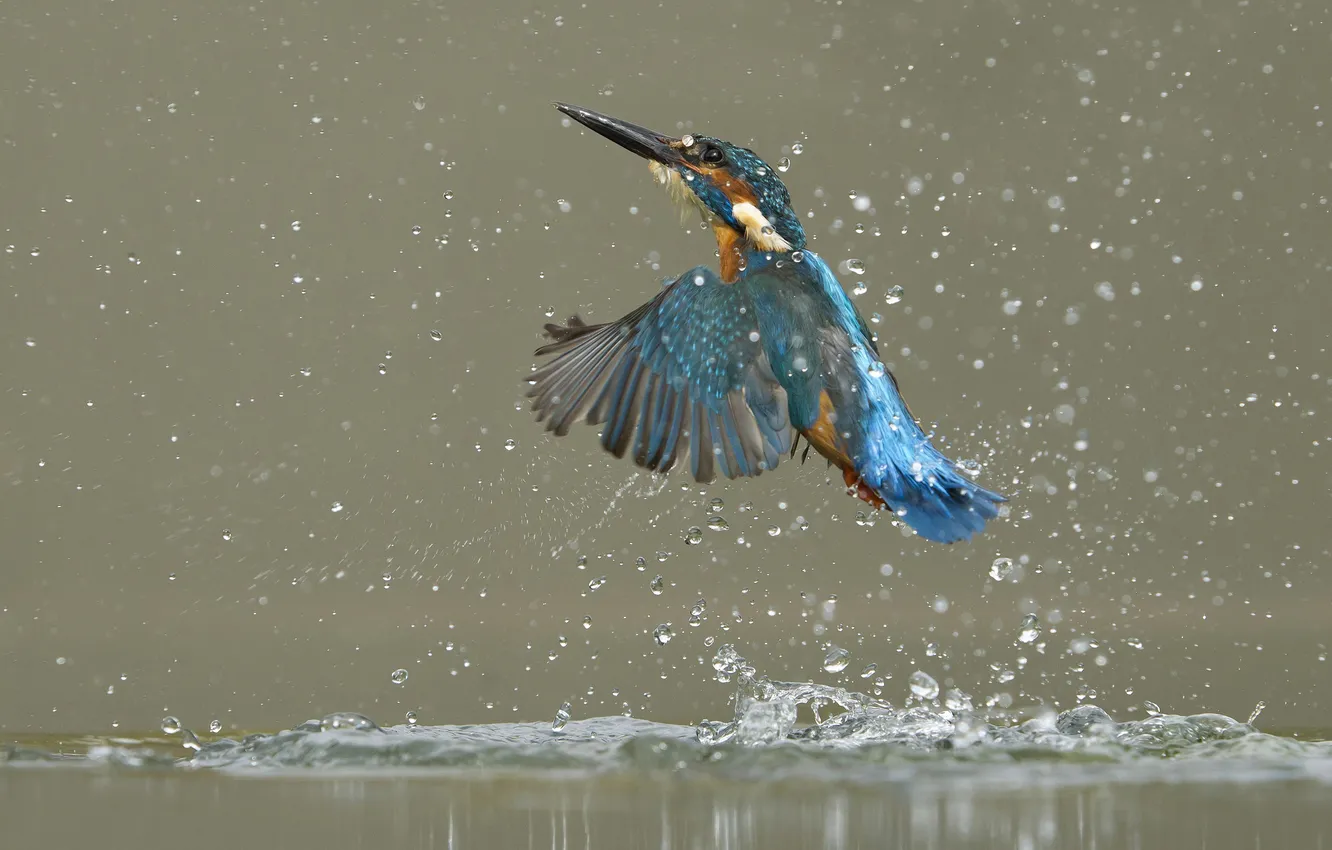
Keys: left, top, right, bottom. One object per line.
{"left": 863, "top": 441, "right": 1006, "bottom": 544}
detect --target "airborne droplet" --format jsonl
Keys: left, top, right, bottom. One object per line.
{"left": 1017, "top": 614, "right": 1042, "bottom": 644}
{"left": 908, "top": 670, "right": 940, "bottom": 701}
{"left": 552, "top": 701, "right": 572, "bottom": 732}
{"left": 823, "top": 646, "right": 850, "bottom": 673}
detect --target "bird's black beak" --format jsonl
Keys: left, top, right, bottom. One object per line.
{"left": 554, "top": 103, "right": 685, "bottom": 166}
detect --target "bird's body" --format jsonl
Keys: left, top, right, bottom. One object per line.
{"left": 529, "top": 104, "right": 1005, "bottom": 543}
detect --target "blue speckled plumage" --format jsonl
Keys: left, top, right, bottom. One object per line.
{"left": 528, "top": 104, "right": 1006, "bottom": 543}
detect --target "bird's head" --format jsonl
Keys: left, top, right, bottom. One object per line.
{"left": 555, "top": 103, "right": 806, "bottom": 280}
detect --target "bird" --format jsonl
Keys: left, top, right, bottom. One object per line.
{"left": 526, "top": 103, "right": 1006, "bottom": 543}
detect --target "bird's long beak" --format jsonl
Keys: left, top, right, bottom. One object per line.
{"left": 554, "top": 103, "right": 684, "bottom": 166}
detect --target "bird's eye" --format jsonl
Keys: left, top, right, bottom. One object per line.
{"left": 701, "top": 146, "right": 726, "bottom": 165}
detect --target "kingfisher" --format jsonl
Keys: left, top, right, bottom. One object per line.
{"left": 527, "top": 104, "right": 1006, "bottom": 543}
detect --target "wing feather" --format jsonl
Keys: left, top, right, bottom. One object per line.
{"left": 528, "top": 267, "right": 792, "bottom": 482}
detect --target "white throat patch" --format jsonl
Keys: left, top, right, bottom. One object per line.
{"left": 649, "top": 161, "right": 715, "bottom": 226}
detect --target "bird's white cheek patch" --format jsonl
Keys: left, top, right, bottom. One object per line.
{"left": 731, "top": 201, "right": 793, "bottom": 252}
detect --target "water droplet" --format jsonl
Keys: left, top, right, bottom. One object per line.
{"left": 330, "top": 501, "right": 344, "bottom": 513}
{"left": 406, "top": 710, "right": 419, "bottom": 725}
{"left": 430, "top": 329, "right": 443, "bottom": 341}
{"left": 868, "top": 362, "right": 886, "bottom": 379}
{"left": 443, "top": 190, "right": 455, "bottom": 200}
{"left": 956, "top": 458, "right": 982, "bottom": 477}
{"left": 411, "top": 225, "right": 422, "bottom": 236}
{"left": 209, "top": 719, "right": 222, "bottom": 734}
{"left": 550, "top": 701, "right": 573, "bottom": 732}
{"left": 884, "top": 285, "right": 905, "bottom": 305}
{"left": 319, "top": 712, "right": 378, "bottom": 732}
{"left": 683, "top": 526, "right": 704, "bottom": 545}
{"left": 378, "top": 363, "right": 388, "bottom": 375}
{"left": 777, "top": 157, "right": 791, "bottom": 172}
{"left": 161, "top": 716, "right": 181, "bottom": 734}
{"left": 650, "top": 575, "right": 664, "bottom": 595}
{"left": 588, "top": 576, "right": 607, "bottom": 591}
{"left": 944, "top": 689, "right": 974, "bottom": 712}
{"left": 908, "top": 670, "right": 939, "bottom": 701}
{"left": 1017, "top": 614, "right": 1042, "bottom": 644}
{"left": 767, "top": 525, "right": 781, "bottom": 537}
{"left": 706, "top": 515, "right": 729, "bottom": 531}
{"left": 652, "top": 624, "right": 674, "bottom": 645}
{"left": 823, "top": 646, "right": 850, "bottom": 673}
{"left": 844, "top": 258, "right": 866, "bottom": 275}
{"left": 707, "top": 497, "right": 725, "bottom": 512}
{"left": 391, "top": 668, "right": 409, "bottom": 684}
{"left": 989, "top": 557, "right": 1014, "bottom": 581}
{"left": 634, "top": 556, "right": 647, "bottom": 571}
{"left": 504, "top": 438, "right": 517, "bottom": 451}
{"left": 852, "top": 281, "right": 868, "bottom": 296}
{"left": 791, "top": 143, "right": 804, "bottom": 155}
{"left": 581, "top": 615, "right": 592, "bottom": 630}
{"left": 221, "top": 529, "right": 232, "bottom": 542}
{"left": 860, "top": 663, "right": 878, "bottom": 678}
{"left": 1144, "top": 701, "right": 1162, "bottom": 717}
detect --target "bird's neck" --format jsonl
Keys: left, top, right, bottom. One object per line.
{"left": 713, "top": 224, "right": 795, "bottom": 283}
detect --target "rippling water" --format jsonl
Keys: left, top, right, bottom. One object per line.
{"left": 9, "top": 707, "right": 1327, "bottom": 780}
{"left": 6, "top": 689, "right": 1330, "bottom": 849}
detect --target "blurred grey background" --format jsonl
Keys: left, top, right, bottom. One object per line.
{"left": 2, "top": 0, "right": 1328, "bottom": 734}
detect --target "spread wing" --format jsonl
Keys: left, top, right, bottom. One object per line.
{"left": 526, "top": 267, "right": 793, "bottom": 482}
